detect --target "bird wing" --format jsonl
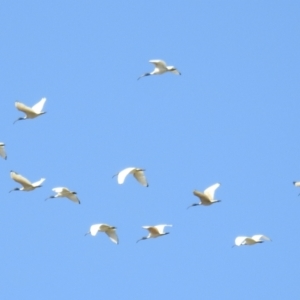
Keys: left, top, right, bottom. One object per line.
{"left": 251, "top": 234, "right": 271, "bottom": 242}
{"left": 117, "top": 167, "right": 136, "bottom": 184}
{"left": 204, "top": 183, "right": 220, "bottom": 200}
{"left": 10, "top": 171, "right": 32, "bottom": 187}
{"left": 154, "top": 224, "right": 172, "bottom": 234}
{"left": 149, "top": 60, "right": 168, "bottom": 71}
{"left": 294, "top": 181, "right": 300, "bottom": 187}
{"left": 67, "top": 193, "right": 80, "bottom": 204}
{"left": 31, "top": 97, "right": 46, "bottom": 113}
{"left": 168, "top": 67, "right": 181, "bottom": 75}
{"left": 193, "top": 190, "right": 211, "bottom": 204}
{"left": 0, "top": 143, "right": 6, "bottom": 159}
{"left": 15, "top": 102, "right": 35, "bottom": 116}
{"left": 133, "top": 169, "right": 148, "bottom": 187}
{"left": 105, "top": 229, "right": 119, "bottom": 244}
{"left": 143, "top": 226, "right": 160, "bottom": 235}
{"left": 234, "top": 236, "right": 248, "bottom": 246}
{"left": 32, "top": 178, "right": 46, "bottom": 187}
{"left": 90, "top": 224, "right": 102, "bottom": 236}
{"left": 52, "top": 187, "right": 69, "bottom": 193}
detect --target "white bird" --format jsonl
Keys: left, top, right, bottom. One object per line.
{"left": 233, "top": 235, "right": 271, "bottom": 247}
{"left": 14, "top": 97, "right": 46, "bottom": 124}
{"left": 9, "top": 171, "right": 45, "bottom": 192}
{"left": 45, "top": 187, "right": 80, "bottom": 204}
{"left": 187, "top": 183, "right": 221, "bottom": 208}
{"left": 0, "top": 143, "right": 7, "bottom": 160}
{"left": 113, "top": 167, "right": 148, "bottom": 187}
{"left": 137, "top": 224, "right": 172, "bottom": 243}
{"left": 85, "top": 224, "right": 119, "bottom": 244}
{"left": 138, "top": 60, "right": 181, "bottom": 80}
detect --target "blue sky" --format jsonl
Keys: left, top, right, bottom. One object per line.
{"left": 1, "top": 1, "right": 300, "bottom": 299}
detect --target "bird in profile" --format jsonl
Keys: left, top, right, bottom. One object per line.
{"left": 138, "top": 60, "right": 181, "bottom": 80}
{"left": 137, "top": 224, "right": 172, "bottom": 243}
{"left": 233, "top": 235, "right": 271, "bottom": 247}
{"left": 13, "top": 97, "right": 46, "bottom": 124}
{"left": 113, "top": 167, "right": 148, "bottom": 187}
{"left": 45, "top": 187, "right": 80, "bottom": 204}
{"left": 187, "top": 183, "right": 221, "bottom": 208}
{"left": 85, "top": 224, "right": 119, "bottom": 244}
{"left": 0, "top": 143, "right": 7, "bottom": 160}
{"left": 9, "top": 171, "right": 45, "bottom": 192}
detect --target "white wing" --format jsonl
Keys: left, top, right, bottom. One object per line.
{"left": 193, "top": 190, "right": 211, "bottom": 204}
{"left": 67, "top": 193, "right": 80, "bottom": 204}
{"left": 154, "top": 224, "right": 172, "bottom": 234}
{"left": 90, "top": 224, "right": 102, "bottom": 236}
{"left": 133, "top": 169, "right": 148, "bottom": 187}
{"left": 105, "top": 229, "right": 119, "bottom": 244}
{"left": 52, "top": 187, "right": 69, "bottom": 193}
{"left": 149, "top": 60, "right": 168, "bottom": 71}
{"left": 204, "top": 183, "right": 220, "bottom": 200}
{"left": 0, "top": 143, "right": 6, "bottom": 159}
{"left": 15, "top": 102, "right": 35, "bottom": 115}
{"left": 293, "top": 181, "right": 300, "bottom": 187}
{"left": 32, "top": 178, "right": 46, "bottom": 187}
{"left": 234, "top": 236, "right": 248, "bottom": 246}
{"left": 168, "top": 67, "right": 181, "bottom": 75}
{"left": 116, "top": 167, "right": 136, "bottom": 184}
{"left": 31, "top": 98, "right": 46, "bottom": 113}
{"left": 251, "top": 234, "right": 271, "bottom": 242}
{"left": 10, "top": 171, "right": 32, "bottom": 187}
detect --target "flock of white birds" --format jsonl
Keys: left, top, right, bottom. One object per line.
{"left": 3, "top": 59, "right": 298, "bottom": 247}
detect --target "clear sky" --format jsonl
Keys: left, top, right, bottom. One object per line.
{"left": 1, "top": 1, "right": 300, "bottom": 299}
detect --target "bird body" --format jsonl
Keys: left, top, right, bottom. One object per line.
{"left": 46, "top": 187, "right": 80, "bottom": 204}
{"left": 0, "top": 143, "right": 7, "bottom": 159}
{"left": 188, "top": 183, "right": 221, "bottom": 208}
{"left": 138, "top": 60, "right": 181, "bottom": 80}
{"left": 14, "top": 98, "right": 46, "bottom": 124}
{"left": 113, "top": 167, "right": 148, "bottom": 187}
{"left": 85, "top": 224, "right": 119, "bottom": 244}
{"left": 234, "top": 235, "right": 271, "bottom": 247}
{"left": 10, "top": 171, "right": 45, "bottom": 192}
{"left": 137, "top": 224, "right": 172, "bottom": 242}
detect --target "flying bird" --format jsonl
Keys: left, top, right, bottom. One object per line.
{"left": 9, "top": 171, "right": 45, "bottom": 192}
{"left": 187, "top": 183, "right": 221, "bottom": 208}
{"left": 0, "top": 143, "right": 7, "bottom": 159}
{"left": 85, "top": 224, "right": 119, "bottom": 244}
{"left": 113, "top": 167, "right": 148, "bottom": 187}
{"left": 137, "top": 224, "right": 172, "bottom": 243}
{"left": 233, "top": 235, "right": 271, "bottom": 247}
{"left": 14, "top": 97, "right": 46, "bottom": 124}
{"left": 45, "top": 187, "right": 80, "bottom": 204}
{"left": 138, "top": 60, "right": 181, "bottom": 80}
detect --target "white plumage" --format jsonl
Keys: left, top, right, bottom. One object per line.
{"left": 46, "top": 187, "right": 80, "bottom": 204}
{"left": 14, "top": 97, "right": 46, "bottom": 124}
{"left": 234, "top": 235, "right": 271, "bottom": 247}
{"left": 187, "top": 183, "right": 221, "bottom": 208}
{"left": 85, "top": 224, "right": 119, "bottom": 244}
{"left": 137, "top": 224, "right": 172, "bottom": 243}
{"left": 9, "top": 171, "right": 45, "bottom": 192}
{"left": 138, "top": 60, "right": 181, "bottom": 80}
{"left": 0, "top": 143, "right": 7, "bottom": 160}
{"left": 113, "top": 167, "right": 148, "bottom": 187}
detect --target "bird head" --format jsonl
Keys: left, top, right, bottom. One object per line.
{"left": 13, "top": 117, "right": 25, "bottom": 124}
{"left": 187, "top": 203, "right": 200, "bottom": 209}
{"left": 9, "top": 187, "right": 20, "bottom": 193}
{"left": 136, "top": 237, "right": 147, "bottom": 243}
